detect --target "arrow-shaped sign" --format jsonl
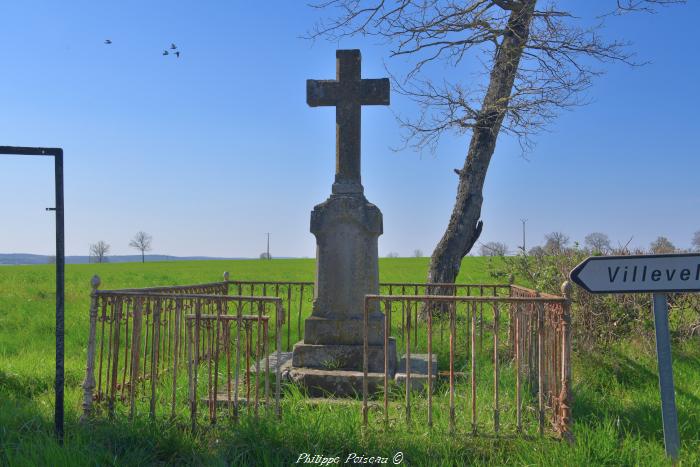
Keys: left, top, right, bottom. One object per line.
{"left": 569, "top": 252, "right": 700, "bottom": 460}
{"left": 570, "top": 253, "right": 700, "bottom": 294}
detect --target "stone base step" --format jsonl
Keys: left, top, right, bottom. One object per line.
{"left": 292, "top": 339, "right": 397, "bottom": 374}
{"left": 248, "top": 351, "right": 293, "bottom": 377}
{"left": 289, "top": 368, "right": 385, "bottom": 397}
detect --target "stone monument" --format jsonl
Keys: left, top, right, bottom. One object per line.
{"left": 290, "top": 49, "right": 397, "bottom": 396}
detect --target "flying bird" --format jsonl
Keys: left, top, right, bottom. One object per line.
{"left": 170, "top": 43, "right": 177, "bottom": 50}
{"left": 175, "top": 51, "right": 180, "bottom": 58}
{"left": 104, "top": 39, "right": 112, "bottom": 44}
{"left": 162, "top": 50, "right": 169, "bottom": 56}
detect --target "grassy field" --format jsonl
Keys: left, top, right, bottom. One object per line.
{"left": 1, "top": 258, "right": 699, "bottom": 466}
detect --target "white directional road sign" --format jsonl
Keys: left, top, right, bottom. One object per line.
{"left": 569, "top": 252, "right": 700, "bottom": 460}
{"left": 570, "top": 253, "right": 700, "bottom": 294}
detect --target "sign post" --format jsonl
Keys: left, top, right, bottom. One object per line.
{"left": 652, "top": 293, "right": 680, "bottom": 459}
{"left": 570, "top": 253, "right": 700, "bottom": 461}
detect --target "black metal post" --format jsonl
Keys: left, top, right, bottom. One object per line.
{"left": 54, "top": 150, "right": 65, "bottom": 443}
{"left": 0, "top": 146, "right": 65, "bottom": 443}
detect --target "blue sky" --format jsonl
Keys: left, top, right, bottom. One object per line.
{"left": 0, "top": 1, "right": 698, "bottom": 258}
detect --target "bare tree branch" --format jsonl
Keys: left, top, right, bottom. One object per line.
{"left": 305, "top": 0, "right": 684, "bottom": 286}
{"left": 306, "top": 0, "right": 675, "bottom": 153}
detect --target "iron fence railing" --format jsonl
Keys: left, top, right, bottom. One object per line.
{"left": 81, "top": 274, "right": 571, "bottom": 439}
{"left": 362, "top": 282, "right": 572, "bottom": 438}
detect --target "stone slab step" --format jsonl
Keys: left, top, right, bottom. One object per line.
{"left": 248, "top": 351, "right": 293, "bottom": 377}
{"left": 398, "top": 354, "right": 438, "bottom": 375}
{"left": 289, "top": 368, "right": 386, "bottom": 397}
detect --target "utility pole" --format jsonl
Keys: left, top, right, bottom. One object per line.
{"left": 265, "top": 232, "right": 271, "bottom": 260}
{"left": 520, "top": 218, "right": 528, "bottom": 253}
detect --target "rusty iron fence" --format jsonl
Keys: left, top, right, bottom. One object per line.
{"left": 222, "top": 277, "right": 313, "bottom": 352}
{"left": 362, "top": 282, "right": 573, "bottom": 438}
{"left": 221, "top": 276, "right": 513, "bottom": 352}
{"left": 81, "top": 276, "right": 283, "bottom": 429}
{"left": 81, "top": 274, "right": 571, "bottom": 439}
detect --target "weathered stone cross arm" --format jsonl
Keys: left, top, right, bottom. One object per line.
{"left": 306, "top": 49, "right": 390, "bottom": 194}
{"left": 306, "top": 79, "right": 390, "bottom": 107}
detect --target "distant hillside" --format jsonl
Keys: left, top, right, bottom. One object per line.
{"left": 0, "top": 254, "right": 258, "bottom": 265}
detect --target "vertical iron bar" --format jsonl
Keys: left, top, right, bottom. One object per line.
{"left": 298, "top": 285, "right": 304, "bottom": 344}
{"left": 401, "top": 286, "right": 406, "bottom": 341}
{"left": 287, "top": 285, "right": 292, "bottom": 351}
{"left": 414, "top": 286, "right": 418, "bottom": 344}
{"left": 405, "top": 301, "right": 412, "bottom": 427}
{"left": 362, "top": 296, "right": 369, "bottom": 427}
{"left": 193, "top": 301, "right": 201, "bottom": 430}
{"left": 108, "top": 298, "right": 122, "bottom": 419}
{"left": 275, "top": 301, "right": 282, "bottom": 419}
{"left": 264, "top": 318, "right": 270, "bottom": 412}
{"left": 449, "top": 300, "right": 455, "bottom": 433}
{"left": 170, "top": 300, "right": 182, "bottom": 418}
{"left": 121, "top": 301, "right": 130, "bottom": 400}
{"left": 212, "top": 299, "right": 223, "bottom": 424}
{"left": 226, "top": 323, "right": 232, "bottom": 418}
{"left": 384, "top": 300, "right": 390, "bottom": 426}
{"left": 560, "top": 282, "right": 573, "bottom": 439}
{"left": 255, "top": 302, "right": 262, "bottom": 417}
{"left": 493, "top": 302, "right": 500, "bottom": 434}
{"left": 187, "top": 320, "right": 195, "bottom": 432}
{"left": 471, "top": 302, "right": 477, "bottom": 434}
{"left": 538, "top": 302, "right": 545, "bottom": 436}
{"left": 150, "top": 301, "right": 161, "bottom": 420}
{"left": 427, "top": 300, "right": 433, "bottom": 428}
{"left": 97, "top": 300, "right": 107, "bottom": 401}
{"left": 479, "top": 286, "right": 483, "bottom": 353}
{"left": 129, "top": 298, "right": 143, "bottom": 419}
{"left": 246, "top": 322, "right": 251, "bottom": 416}
{"left": 234, "top": 300, "right": 242, "bottom": 421}
{"left": 515, "top": 305, "right": 522, "bottom": 433}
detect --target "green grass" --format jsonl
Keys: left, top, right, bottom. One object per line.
{"left": 1, "top": 258, "right": 699, "bottom": 466}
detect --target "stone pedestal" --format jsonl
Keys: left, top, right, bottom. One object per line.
{"left": 290, "top": 192, "right": 397, "bottom": 396}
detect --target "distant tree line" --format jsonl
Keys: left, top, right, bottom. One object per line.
{"left": 477, "top": 229, "right": 700, "bottom": 258}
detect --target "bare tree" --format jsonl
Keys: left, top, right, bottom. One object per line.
{"left": 307, "top": 0, "right": 683, "bottom": 286}
{"left": 259, "top": 252, "right": 272, "bottom": 260}
{"left": 479, "top": 241, "right": 508, "bottom": 256}
{"left": 543, "top": 232, "right": 569, "bottom": 255}
{"left": 129, "top": 231, "right": 152, "bottom": 263}
{"left": 650, "top": 236, "right": 676, "bottom": 254}
{"left": 584, "top": 232, "right": 612, "bottom": 255}
{"left": 692, "top": 230, "right": 700, "bottom": 252}
{"left": 528, "top": 245, "right": 545, "bottom": 257}
{"left": 89, "top": 240, "right": 111, "bottom": 263}
{"left": 413, "top": 249, "right": 424, "bottom": 257}
{"left": 386, "top": 252, "right": 399, "bottom": 258}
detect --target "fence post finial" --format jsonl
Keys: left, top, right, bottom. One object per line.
{"left": 81, "top": 275, "right": 101, "bottom": 422}
{"left": 561, "top": 280, "right": 572, "bottom": 301}
{"left": 223, "top": 271, "right": 230, "bottom": 281}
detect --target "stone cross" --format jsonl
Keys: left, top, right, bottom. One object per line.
{"left": 306, "top": 49, "right": 390, "bottom": 194}
{"left": 291, "top": 49, "right": 397, "bottom": 396}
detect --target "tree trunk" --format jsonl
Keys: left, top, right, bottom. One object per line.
{"left": 142, "top": 251, "right": 145, "bottom": 263}
{"left": 427, "top": 1, "right": 536, "bottom": 287}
